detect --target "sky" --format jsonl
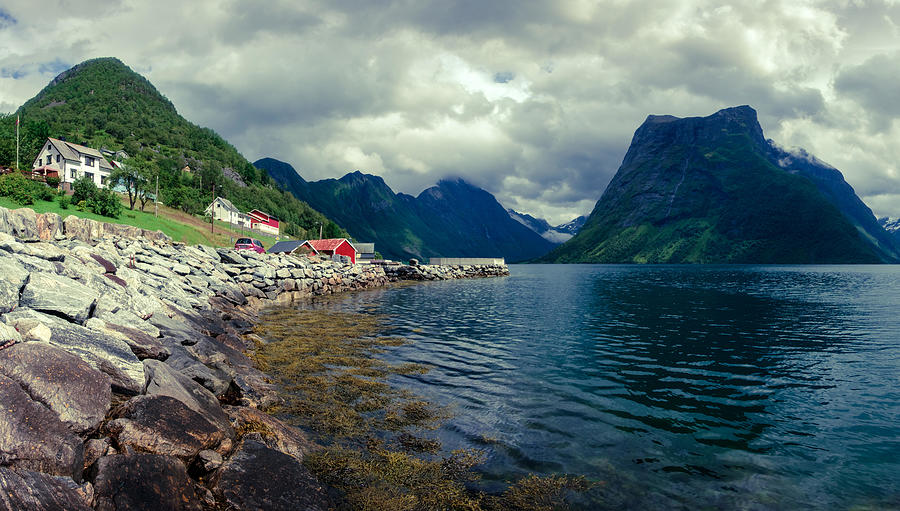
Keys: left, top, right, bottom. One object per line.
{"left": 1, "top": 1, "right": 899, "bottom": 224}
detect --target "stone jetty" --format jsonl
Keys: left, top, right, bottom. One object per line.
{"left": 0, "top": 206, "right": 508, "bottom": 510}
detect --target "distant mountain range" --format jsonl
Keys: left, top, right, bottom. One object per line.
{"left": 506, "top": 209, "right": 586, "bottom": 244}
{"left": 541, "top": 106, "right": 900, "bottom": 264}
{"left": 254, "top": 158, "right": 557, "bottom": 262}
{"left": 879, "top": 217, "right": 900, "bottom": 245}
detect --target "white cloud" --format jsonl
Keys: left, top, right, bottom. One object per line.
{"left": 1, "top": 0, "right": 899, "bottom": 223}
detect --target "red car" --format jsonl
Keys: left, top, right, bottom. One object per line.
{"left": 234, "top": 237, "right": 265, "bottom": 254}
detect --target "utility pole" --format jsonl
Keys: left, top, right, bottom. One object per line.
{"left": 318, "top": 222, "right": 323, "bottom": 240}
{"left": 154, "top": 174, "right": 159, "bottom": 218}
{"left": 15, "top": 115, "right": 19, "bottom": 170}
{"left": 210, "top": 183, "right": 215, "bottom": 233}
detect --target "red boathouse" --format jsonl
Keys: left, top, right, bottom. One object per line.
{"left": 247, "top": 209, "right": 280, "bottom": 236}
{"left": 302, "top": 238, "right": 357, "bottom": 264}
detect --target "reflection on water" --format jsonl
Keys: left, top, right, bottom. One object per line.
{"left": 309, "top": 265, "right": 900, "bottom": 509}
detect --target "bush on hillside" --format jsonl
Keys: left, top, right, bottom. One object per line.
{"left": 0, "top": 172, "right": 55, "bottom": 205}
{"left": 71, "top": 176, "right": 98, "bottom": 204}
{"left": 89, "top": 188, "right": 123, "bottom": 218}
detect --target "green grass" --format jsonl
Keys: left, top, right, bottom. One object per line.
{"left": 0, "top": 195, "right": 288, "bottom": 248}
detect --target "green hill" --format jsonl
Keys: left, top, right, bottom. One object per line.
{"left": 0, "top": 57, "right": 345, "bottom": 240}
{"left": 540, "top": 106, "right": 895, "bottom": 264}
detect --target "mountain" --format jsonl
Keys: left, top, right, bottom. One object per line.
{"left": 879, "top": 217, "right": 900, "bottom": 245}
{"left": 253, "top": 158, "right": 555, "bottom": 262}
{"left": 541, "top": 106, "right": 898, "bottom": 264}
{"left": 507, "top": 209, "right": 585, "bottom": 244}
{"left": 0, "top": 58, "right": 345, "bottom": 240}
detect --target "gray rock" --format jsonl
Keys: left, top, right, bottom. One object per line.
{"left": 195, "top": 449, "right": 222, "bottom": 473}
{"left": 0, "top": 257, "right": 26, "bottom": 313}
{"left": 0, "top": 343, "right": 111, "bottom": 435}
{"left": 143, "top": 359, "right": 233, "bottom": 436}
{"left": 0, "top": 374, "right": 83, "bottom": 480}
{"left": 0, "top": 467, "right": 92, "bottom": 511}
{"left": 84, "top": 318, "right": 168, "bottom": 361}
{"left": 172, "top": 263, "right": 191, "bottom": 275}
{"left": 2, "top": 309, "right": 144, "bottom": 395}
{"left": 105, "top": 395, "right": 226, "bottom": 460}
{"left": 89, "top": 454, "right": 202, "bottom": 511}
{"left": 217, "top": 249, "right": 248, "bottom": 265}
{"left": 6, "top": 208, "right": 38, "bottom": 239}
{"left": 211, "top": 439, "right": 330, "bottom": 511}
{"left": 19, "top": 272, "right": 99, "bottom": 323}
{"left": 83, "top": 438, "right": 111, "bottom": 472}
{"left": 224, "top": 406, "right": 318, "bottom": 461}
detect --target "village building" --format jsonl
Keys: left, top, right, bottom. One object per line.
{"left": 301, "top": 238, "right": 358, "bottom": 264}
{"left": 31, "top": 137, "right": 113, "bottom": 189}
{"left": 354, "top": 242, "right": 376, "bottom": 263}
{"left": 204, "top": 197, "right": 251, "bottom": 229}
{"left": 248, "top": 209, "right": 280, "bottom": 236}
{"left": 267, "top": 240, "right": 319, "bottom": 256}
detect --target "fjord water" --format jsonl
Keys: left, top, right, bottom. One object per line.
{"left": 321, "top": 265, "right": 900, "bottom": 509}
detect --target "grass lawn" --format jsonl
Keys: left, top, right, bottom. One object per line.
{"left": 0, "top": 195, "right": 288, "bottom": 248}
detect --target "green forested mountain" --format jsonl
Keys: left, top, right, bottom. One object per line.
{"left": 540, "top": 106, "right": 898, "bottom": 264}
{"left": 254, "top": 158, "right": 556, "bottom": 262}
{"left": 0, "top": 57, "right": 345, "bottom": 239}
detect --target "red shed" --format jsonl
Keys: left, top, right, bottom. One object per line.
{"left": 302, "top": 238, "right": 357, "bottom": 264}
{"left": 248, "top": 209, "right": 280, "bottom": 236}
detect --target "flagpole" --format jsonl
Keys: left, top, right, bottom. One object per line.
{"left": 15, "top": 115, "right": 19, "bottom": 170}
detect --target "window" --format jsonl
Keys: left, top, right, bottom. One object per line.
{"left": 70, "top": 170, "right": 76, "bottom": 179}
{"left": 47, "top": 144, "right": 51, "bottom": 151}
{"left": 85, "top": 156, "right": 95, "bottom": 167}
{"left": 56, "top": 155, "right": 60, "bottom": 163}
{"left": 101, "top": 176, "right": 107, "bottom": 185}
{"left": 38, "top": 158, "right": 42, "bottom": 166}
{"left": 85, "top": 172, "right": 94, "bottom": 182}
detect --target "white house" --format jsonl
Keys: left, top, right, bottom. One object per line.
{"left": 31, "top": 138, "right": 114, "bottom": 189}
{"left": 205, "top": 196, "right": 252, "bottom": 229}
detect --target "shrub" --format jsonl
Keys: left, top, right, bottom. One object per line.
{"left": 58, "top": 195, "right": 70, "bottom": 209}
{"left": 71, "top": 176, "right": 98, "bottom": 204}
{"left": 89, "top": 188, "right": 123, "bottom": 218}
{"left": 45, "top": 176, "right": 61, "bottom": 189}
{"left": 0, "top": 172, "right": 46, "bottom": 205}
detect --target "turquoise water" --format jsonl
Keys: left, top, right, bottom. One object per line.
{"left": 317, "top": 265, "right": 900, "bottom": 509}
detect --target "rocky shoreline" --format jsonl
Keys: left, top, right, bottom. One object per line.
{"left": 0, "top": 206, "right": 508, "bottom": 510}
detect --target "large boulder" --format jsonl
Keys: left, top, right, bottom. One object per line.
{"left": 143, "top": 359, "right": 233, "bottom": 436}
{"left": 84, "top": 318, "right": 168, "bottom": 361}
{"left": 62, "top": 216, "right": 101, "bottom": 243}
{"left": 19, "top": 272, "right": 99, "bottom": 323}
{"left": 35, "top": 212, "right": 63, "bottom": 241}
{"left": 224, "top": 406, "right": 318, "bottom": 461}
{"left": 211, "top": 439, "right": 331, "bottom": 511}
{"left": 89, "top": 454, "right": 202, "bottom": 511}
{"left": 6, "top": 208, "right": 37, "bottom": 239}
{"left": 105, "top": 395, "right": 225, "bottom": 460}
{"left": 0, "top": 256, "right": 26, "bottom": 313}
{"left": 0, "top": 374, "right": 83, "bottom": 480}
{"left": 0, "top": 343, "right": 111, "bottom": 435}
{"left": 0, "top": 467, "right": 92, "bottom": 511}
{"left": 2, "top": 309, "right": 144, "bottom": 395}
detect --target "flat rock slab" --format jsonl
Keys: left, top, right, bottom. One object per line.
{"left": 106, "top": 395, "right": 225, "bottom": 459}
{"left": 0, "top": 374, "right": 83, "bottom": 480}
{"left": 0, "top": 467, "right": 91, "bottom": 511}
{"left": 224, "top": 406, "right": 318, "bottom": 461}
{"left": 0, "top": 342, "right": 111, "bottom": 434}
{"left": 212, "top": 439, "right": 330, "bottom": 511}
{"left": 143, "top": 359, "right": 233, "bottom": 436}
{"left": 19, "top": 272, "right": 99, "bottom": 323}
{"left": 0, "top": 257, "right": 26, "bottom": 313}
{"left": 90, "top": 454, "right": 202, "bottom": 511}
{"left": 84, "top": 318, "right": 168, "bottom": 361}
{"left": 2, "top": 309, "right": 144, "bottom": 395}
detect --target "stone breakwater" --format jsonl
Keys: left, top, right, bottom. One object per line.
{"left": 0, "top": 207, "right": 508, "bottom": 510}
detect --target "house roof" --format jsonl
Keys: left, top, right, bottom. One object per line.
{"left": 268, "top": 240, "right": 316, "bottom": 254}
{"left": 47, "top": 138, "right": 113, "bottom": 170}
{"left": 355, "top": 243, "right": 375, "bottom": 254}
{"left": 248, "top": 209, "right": 278, "bottom": 222}
{"left": 306, "top": 238, "right": 356, "bottom": 252}
{"left": 205, "top": 196, "right": 240, "bottom": 216}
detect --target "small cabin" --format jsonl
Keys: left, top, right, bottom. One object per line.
{"left": 355, "top": 243, "right": 376, "bottom": 263}
{"left": 301, "top": 238, "right": 357, "bottom": 264}
{"left": 268, "top": 240, "right": 319, "bottom": 257}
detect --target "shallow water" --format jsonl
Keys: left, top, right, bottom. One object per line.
{"left": 307, "top": 264, "right": 900, "bottom": 509}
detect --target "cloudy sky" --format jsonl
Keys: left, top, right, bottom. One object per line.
{"left": 1, "top": 1, "right": 899, "bottom": 224}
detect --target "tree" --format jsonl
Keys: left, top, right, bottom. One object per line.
{"left": 109, "top": 156, "right": 156, "bottom": 210}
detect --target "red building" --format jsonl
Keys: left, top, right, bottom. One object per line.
{"left": 302, "top": 238, "right": 358, "bottom": 263}
{"left": 248, "top": 209, "right": 279, "bottom": 236}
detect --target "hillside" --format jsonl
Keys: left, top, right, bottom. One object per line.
{"left": 0, "top": 57, "right": 345, "bottom": 240}
{"left": 254, "top": 158, "right": 556, "bottom": 262}
{"left": 541, "top": 106, "right": 897, "bottom": 264}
